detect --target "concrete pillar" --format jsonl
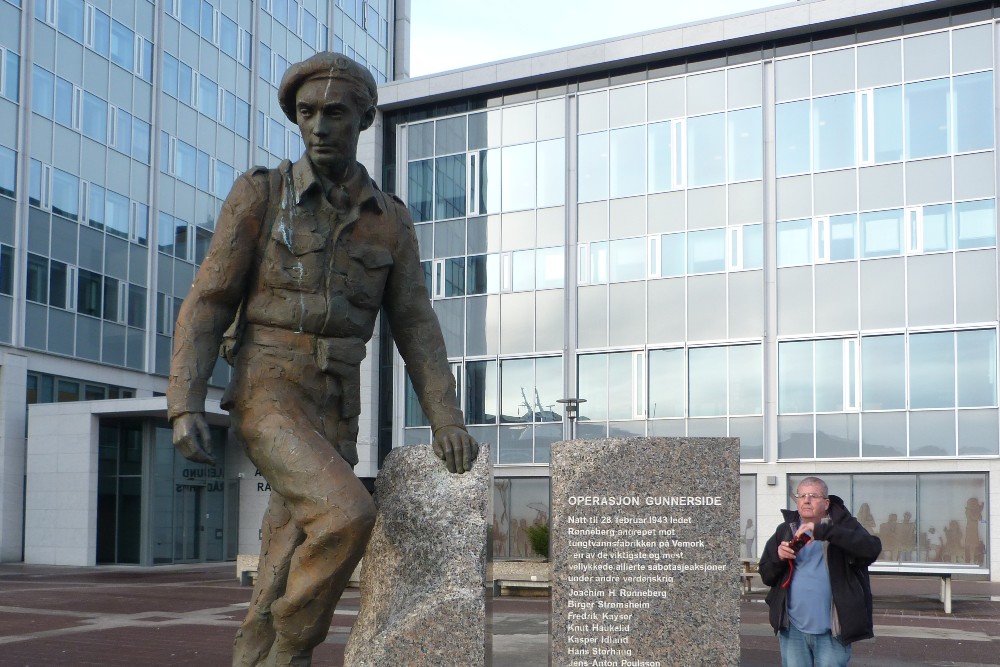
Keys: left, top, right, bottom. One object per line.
{"left": 0, "top": 353, "right": 26, "bottom": 561}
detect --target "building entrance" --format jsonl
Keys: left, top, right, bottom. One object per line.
{"left": 173, "top": 484, "right": 204, "bottom": 562}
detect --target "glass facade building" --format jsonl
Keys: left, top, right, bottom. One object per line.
{"left": 2, "top": 0, "right": 403, "bottom": 566}
{"left": 382, "top": 0, "right": 999, "bottom": 573}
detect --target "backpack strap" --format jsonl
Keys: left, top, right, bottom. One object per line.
{"left": 220, "top": 160, "right": 291, "bottom": 365}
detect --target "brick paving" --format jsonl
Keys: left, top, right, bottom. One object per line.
{"left": 0, "top": 563, "right": 999, "bottom": 666}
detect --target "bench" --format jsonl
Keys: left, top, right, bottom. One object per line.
{"left": 868, "top": 564, "right": 989, "bottom": 614}
{"left": 493, "top": 578, "right": 551, "bottom": 596}
{"left": 740, "top": 559, "right": 760, "bottom": 594}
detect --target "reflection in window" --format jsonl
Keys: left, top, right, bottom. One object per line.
{"left": 578, "top": 132, "right": 609, "bottom": 203}
{"left": 813, "top": 93, "right": 854, "bottom": 171}
{"left": 467, "top": 254, "right": 500, "bottom": 295}
{"left": 408, "top": 160, "right": 432, "bottom": 222}
{"left": 535, "top": 247, "right": 564, "bottom": 289}
{"left": 610, "top": 126, "right": 645, "bottom": 198}
{"left": 434, "top": 154, "right": 465, "bottom": 220}
{"left": 953, "top": 72, "right": 994, "bottom": 154}
{"left": 536, "top": 139, "right": 565, "bottom": 208}
{"left": 860, "top": 209, "right": 902, "bottom": 258}
{"left": 776, "top": 100, "right": 809, "bottom": 176}
{"left": 110, "top": 20, "right": 134, "bottom": 71}
{"left": 921, "top": 204, "right": 952, "bottom": 252}
{"left": 727, "top": 107, "right": 762, "bottom": 181}
{"left": 687, "top": 113, "right": 725, "bottom": 187}
{"left": 910, "top": 332, "right": 955, "bottom": 409}
{"left": 77, "top": 269, "right": 103, "bottom": 317}
{"left": 778, "top": 341, "right": 813, "bottom": 414}
{"left": 905, "top": 78, "right": 949, "bottom": 159}
{"left": 501, "top": 144, "right": 535, "bottom": 212}
{"left": 957, "top": 330, "right": 997, "bottom": 408}
{"left": 830, "top": 215, "right": 857, "bottom": 260}
{"left": 648, "top": 348, "right": 683, "bottom": 418}
{"left": 956, "top": 200, "right": 996, "bottom": 249}
{"left": 861, "top": 335, "right": 905, "bottom": 410}
{"left": 871, "top": 86, "right": 903, "bottom": 163}
{"left": 0, "top": 146, "right": 13, "bottom": 198}
{"left": 777, "top": 219, "right": 811, "bottom": 267}
{"left": 648, "top": 121, "right": 673, "bottom": 192}
{"left": 26, "top": 254, "right": 48, "bottom": 304}
{"left": 609, "top": 237, "right": 645, "bottom": 282}
{"left": 687, "top": 228, "right": 725, "bottom": 273}
{"left": 465, "top": 360, "right": 498, "bottom": 424}
{"left": 32, "top": 66, "right": 54, "bottom": 118}
{"left": 51, "top": 169, "right": 79, "bottom": 220}
{"left": 661, "top": 233, "right": 684, "bottom": 277}
{"left": 689, "top": 347, "right": 726, "bottom": 417}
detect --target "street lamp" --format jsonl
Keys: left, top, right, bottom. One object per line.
{"left": 557, "top": 398, "right": 587, "bottom": 439}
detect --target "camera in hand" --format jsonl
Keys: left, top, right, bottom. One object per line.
{"left": 788, "top": 532, "right": 811, "bottom": 553}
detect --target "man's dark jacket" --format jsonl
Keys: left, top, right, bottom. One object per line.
{"left": 757, "top": 495, "right": 882, "bottom": 644}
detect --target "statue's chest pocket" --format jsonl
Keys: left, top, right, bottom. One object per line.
{"left": 343, "top": 243, "right": 393, "bottom": 305}
{"left": 263, "top": 222, "right": 328, "bottom": 290}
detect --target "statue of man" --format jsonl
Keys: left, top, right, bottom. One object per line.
{"left": 167, "top": 53, "right": 479, "bottom": 667}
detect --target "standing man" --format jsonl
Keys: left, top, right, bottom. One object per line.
{"left": 758, "top": 477, "right": 882, "bottom": 666}
{"left": 168, "top": 53, "right": 478, "bottom": 667}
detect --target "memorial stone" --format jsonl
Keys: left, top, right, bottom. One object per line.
{"left": 344, "top": 444, "right": 491, "bottom": 667}
{"left": 551, "top": 437, "right": 740, "bottom": 667}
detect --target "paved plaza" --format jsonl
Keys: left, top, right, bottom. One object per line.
{"left": 0, "top": 563, "right": 998, "bottom": 666}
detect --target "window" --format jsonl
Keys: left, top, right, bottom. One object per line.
{"left": 109, "top": 20, "right": 134, "bottom": 71}
{"left": 82, "top": 92, "right": 108, "bottom": 142}
{"left": 0, "top": 146, "right": 14, "bottom": 198}
{"left": 609, "top": 125, "right": 645, "bottom": 198}
{"left": 0, "top": 49, "right": 18, "bottom": 102}
{"left": 905, "top": 78, "right": 949, "bottom": 159}
{"left": 219, "top": 14, "right": 238, "bottom": 59}
{"left": 727, "top": 107, "right": 762, "bottom": 182}
{"left": 776, "top": 100, "right": 809, "bottom": 176}
{"left": 861, "top": 334, "right": 905, "bottom": 410}
{"left": 813, "top": 93, "right": 854, "bottom": 171}
{"left": 956, "top": 200, "right": 996, "bottom": 249}
{"left": 51, "top": 169, "right": 79, "bottom": 220}
{"left": 953, "top": 71, "right": 993, "bottom": 153}
{"left": 687, "top": 228, "right": 725, "bottom": 274}
{"left": 686, "top": 113, "right": 725, "bottom": 186}
{"left": 105, "top": 191, "right": 129, "bottom": 238}
{"left": 89, "top": 7, "right": 111, "bottom": 57}
{"left": 31, "top": 66, "right": 54, "bottom": 118}
{"left": 860, "top": 209, "right": 903, "bottom": 258}
{"left": 57, "top": 0, "right": 84, "bottom": 42}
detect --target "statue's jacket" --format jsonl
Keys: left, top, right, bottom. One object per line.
{"left": 167, "top": 156, "right": 464, "bottom": 466}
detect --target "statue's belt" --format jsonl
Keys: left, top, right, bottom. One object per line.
{"left": 242, "top": 323, "right": 366, "bottom": 418}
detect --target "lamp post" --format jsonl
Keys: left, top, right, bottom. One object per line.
{"left": 556, "top": 398, "right": 586, "bottom": 439}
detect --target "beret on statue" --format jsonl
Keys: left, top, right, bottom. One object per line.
{"left": 277, "top": 52, "right": 378, "bottom": 123}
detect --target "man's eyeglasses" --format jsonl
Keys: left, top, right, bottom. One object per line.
{"left": 794, "top": 493, "right": 827, "bottom": 501}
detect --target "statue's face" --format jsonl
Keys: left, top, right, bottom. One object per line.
{"left": 295, "top": 78, "right": 373, "bottom": 175}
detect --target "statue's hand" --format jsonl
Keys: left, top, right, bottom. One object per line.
{"left": 172, "top": 412, "right": 217, "bottom": 465}
{"left": 433, "top": 426, "right": 479, "bottom": 474}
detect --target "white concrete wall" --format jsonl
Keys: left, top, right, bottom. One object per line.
{"left": 24, "top": 404, "right": 98, "bottom": 566}
{"left": 0, "top": 353, "right": 27, "bottom": 561}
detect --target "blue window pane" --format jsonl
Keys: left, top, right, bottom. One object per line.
{"left": 433, "top": 154, "right": 464, "bottom": 220}
{"left": 31, "top": 66, "right": 53, "bottom": 118}
{"left": 220, "top": 15, "right": 238, "bottom": 59}
{"left": 743, "top": 224, "right": 763, "bottom": 269}
{"left": 956, "top": 199, "right": 996, "bottom": 249}
{"left": 648, "top": 121, "right": 673, "bottom": 192}
{"left": 268, "top": 118, "right": 283, "bottom": 156}
{"left": 578, "top": 131, "right": 608, "bottom": 203}
{"left": 105, "top": 190, "right": 129, "bottom": 238}
{"left": 501, "top": 143, "right": 535, "bottom": 212}
{"left": 180, "top": 0, "right": 199, "bottom": 31}
{"left": 861, "top": 334, "right": 905, "bottom": 410}
{"left": 302, "top": 10, "right": 318, "bottom": 47}
{"left": 162, "top": 53, "right": 178, "bottom": 97}
{"left": 728, "top": 107, "right": 762, "bottom": 182}
{"left": 54, "top": 77, "right": 72, "bottom": 127}
{"left": 909, "top": 332, "right": 955, "bottom": 409}
{"left": 954, "top": 71, "right": 994, "bottom": 153}
{"left": 236, "top": 99, "right": 250, "bottom": 138}
{"left": 200, "top": 0, "right": 213, "bottom": 39}
{"left": 51, "top": 169, "right": 79, "bottom": 220}
{"left": 922, "top": 204, "right": 952, "bottom": 252}
{"left": 830, "top": 214, "right": 857, "bottom": 260}
{"left": 860, "top": 209, "right": 902, "bottom": 258}
{"left": 57, "top": 0, "right": 84, "bottom": 42}
{"left": 609, "top": 125, "right": 645, "bottom": 198}
{"left": 0, "top": 146, "right": 14, "bottom": 198}
{"left": 196, "top": 151, "right": 210, "bottom": 191}
{"left": 198, "top": 76, "right": 218, "bottom": 119}
{"left": 3, "top": 52, "right": 18, "bottom": 102}
{"left": 215, "top": 161, "right": 234, "bottom": 199}
{"left": 537, "top": 138, "right": 565, "bottom": 208}
{"left": 687, "top": 228, "right": 725, "bottom": 273}
{"left": 110, "top": 20, "right": 134, "bottom": 71}
{"left": 777, "top": 219, "right": 811, "bottom": 267}
{"left": 92, "top": 9, "right": 110, "bottom": 57}
{"left": 813, "top": 93, "right": 855, "bottom": 171}
{"left": 874, "top": 85, "right": 903, "bottom": 163}
{"left": 175, "top": 141, "right": 196, "bottom": 185}
{"left": 661, "top": 232, "right": 684, "bottom": 277}
{"left": 259, "top": 44, "right": 271, "bottom": 83}
{"left": 114, "top": 108, "right": 132, "bottom": 155}
{"left": 687, "top": 113, "right": 725, "bottom": 187}
{"left": 776, "top": 100, "right": 810, "bottom": 176}
{"left": 407, "top": 160, "right": 433, "bottom": 223}
{"left": 177, "top": 62, "right": 193, "bottom": 106}
{"left": 905, "top": 78, "right": 949, "bottom": 159}
{"left": 82, "top": 92, "right": 107, "bottom": 142}
{"left": 957, "top": 329, "right": 997, "bottom": 407}
{"left": 85, "top": 187, "right": 105, "bottom": 233}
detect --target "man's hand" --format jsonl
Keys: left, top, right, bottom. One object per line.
{"left": 172, "top": 412, "right": 216, "bottom": 465}
{"left": 778, "top": 523, "right": 815, "bottom": 561}
{"left": 432, "top": 426, "right": 479, "bottom": 474}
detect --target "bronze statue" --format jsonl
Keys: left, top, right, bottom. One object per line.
{"left": 167, "top": 53, "right": 479, "bottom": 667}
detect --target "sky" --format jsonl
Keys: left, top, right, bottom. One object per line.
{"left": 410, "top": 0, "right": 792, "bottom": 77}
